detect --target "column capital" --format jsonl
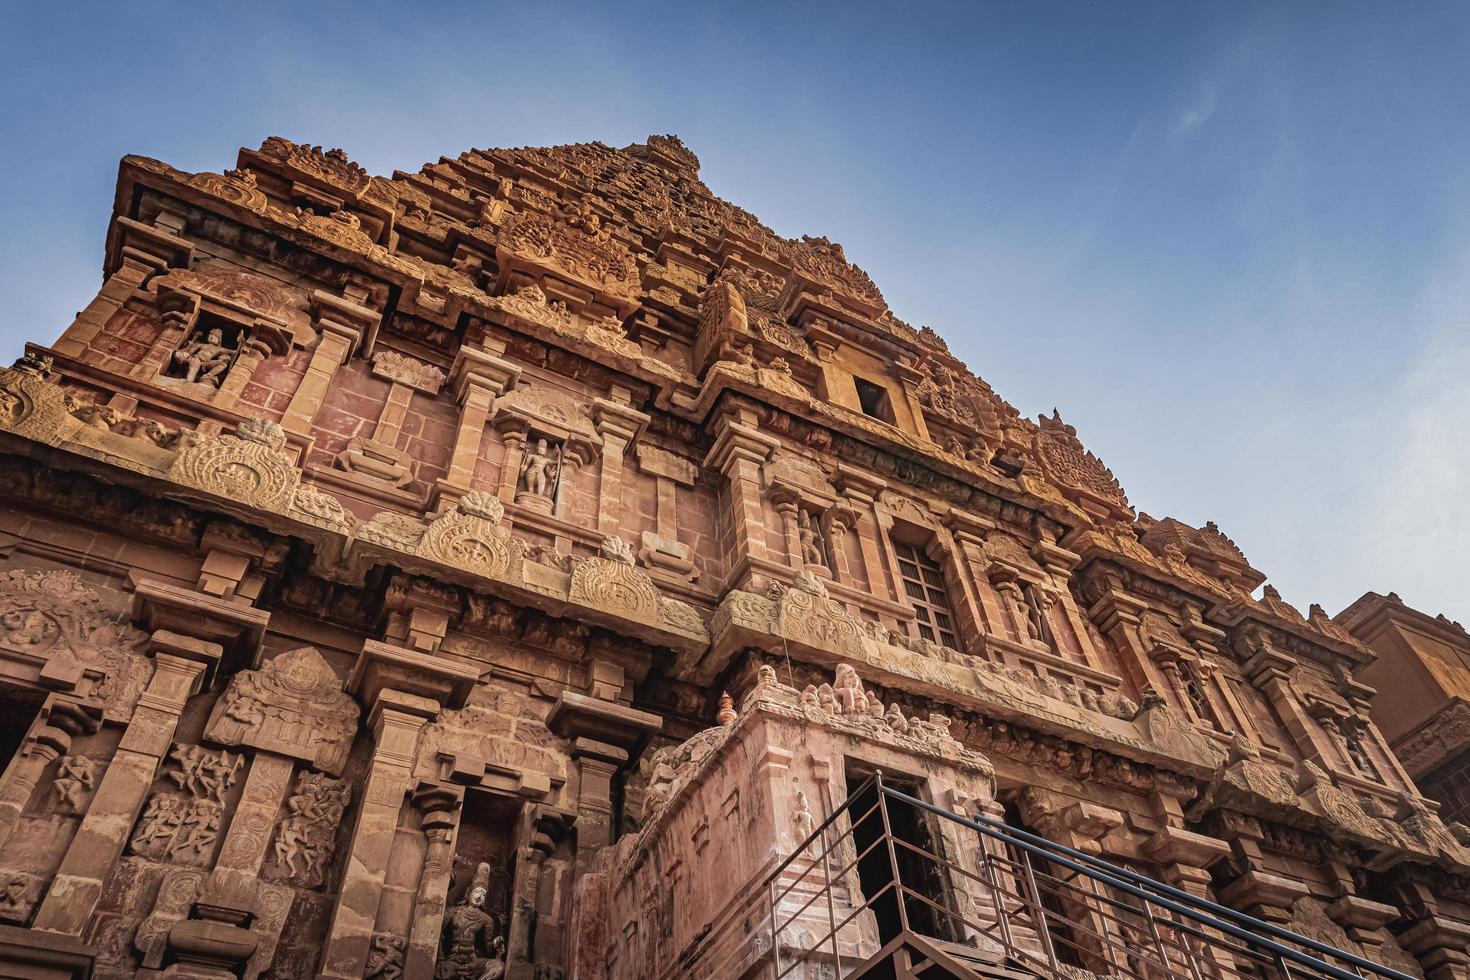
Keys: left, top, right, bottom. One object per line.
{"left": 592, "top": 397, "right": 649, "bottom": 447}
{"left": 349, "top": 639, "right": 477, "bottom": 713}
{"left": 547, "top": 692, "right": 662, "bottom": 762}
{"left": 450, "top": 344, "right": 520, "bottom": 404}
{"left": 129, "top": 577, "right": 269, "bottom": 675}
{"left": 704, "top": 419, "right": 778, "bottom": 476}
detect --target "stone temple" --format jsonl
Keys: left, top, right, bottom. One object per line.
{"left": 0, "top": 134, "right": 1466, "bottom": 980}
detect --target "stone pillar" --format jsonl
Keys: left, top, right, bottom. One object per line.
{"left": 319, "top": 688, "right": 438, "bottom": 980}
{"left": 704, "top": 411, "right": 779, "bottom": 587}
{"left": 835, "top": 466, "right": 892, "bottom": 603}
{"left": 32, "top": 632, "right": 218, "bottom": 936}
{"left": 0, "top": 697, "right": 100, "bottom": 854}
{"left": 546, "top": 693, "right": 661, "bottom": 867}
{"left": 1211, "top": 813, "right": 1309, "bottom": 925}
{"left": 322, "top": 640, "right": 477, "bottom": 979}
{"left": 130, "top": 286, "right": 200, "bottom": 381}
{"left": 592, "top": 397, "right": 648, "bottom": 535}
{"left": 1243, "top": 644, "right": 1337, "bottom": 767}
{"left": 1087, "top": 581, "right": 1168, "bottom": 699}
{"left": 1032, "top": 536, "right": 1105, "bottom": 671}
{"left": 770, "top": 491, "right": 803, "bottom": 570}
{"left": 1018, "top": 791, "right": 1124, "bottom": 973}
{"left": 403, "top": 785, "right": 463, "bottom": 980}
{"left": 53, "top": 217, "right": 193, "bottom": 359}
{"left": 821, "top": 501, "right": 858, "bottom": 584}
{"left": 211, "top": 328, "right": 277, "bottom": 412}
{"left": 506, "top": 813, "right": 558, "bottom": 980}
{"left": 497, "top": 427, "right": 529, "bottom": 505}
{"left": 432, "top": 342, "right": 520, "bottom": 512}
{"left": 280, "top": 302, "right": 364, "bottom": 438}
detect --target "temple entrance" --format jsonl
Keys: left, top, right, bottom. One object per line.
{"left": 846, "top": 767, "right": 958, "bottom": 947}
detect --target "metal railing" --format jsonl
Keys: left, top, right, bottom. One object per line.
{"left": 695, "top": 771, "right": 1419, "bottom": 980}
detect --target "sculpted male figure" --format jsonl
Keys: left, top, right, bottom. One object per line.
{"left": 519, "top": 438, "right": 559, "bottom": 499}
{"left": 436, "top": 862, "right": 505, "bottom": 980}
{"left": 172, "top": 327, "right": 235, "bottom": 386}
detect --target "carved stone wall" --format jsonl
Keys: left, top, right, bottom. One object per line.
{"left": 0, "top": 131, "right": 1463, "bottom": 980}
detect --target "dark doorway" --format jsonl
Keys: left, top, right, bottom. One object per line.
{"left": 1000, "top": 798, "right": 1085, "bottom": 969}
{"left": 848, "top": 771, "right": 958, "bottom": 946}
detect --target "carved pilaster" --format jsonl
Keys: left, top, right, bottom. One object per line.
{"left": 432, "top": 342, "right": 520, "bottom": 511}
{"left": 280, "top": 288, "right": 375, "bottom": 437}
{"left": 547, "top": 693, "right": 660, "bottom": 862}
{"left": 53, "top": 217, "right": 193, "bottom": 359}
{"left": 0, "top": 696, "right": 99, "bottom": 855}
{"left": 704, "top": 412, "right": 778, "bottom": 586}
{"left": 319, "top": 689, "right": 435, "bottom": 980}
{"left": 320, "top": 640, "right": 475, "bottom": 980}
{"left": 592, "top": 396, "right": 648, "bottom": 534}
{"left": 403, "top": 785, "right": 463, "bottom": 980}
{"left": 32, "top": 634, "right": 217, "bottom": 936}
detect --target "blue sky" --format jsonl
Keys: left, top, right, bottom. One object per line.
{"left": 2, "top": 1, "right": 1467, "bottom": 621}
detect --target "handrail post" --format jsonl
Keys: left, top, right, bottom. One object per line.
{"left": 875, "top": 772, "right": 911, "bottom": 935}
{"left": 767, "top": 873, "right": 780, "bottom": 978}
{"left": 821, "top": 815, "right": 840, "bottom": 979}
{"left": 1020, "top": 849, "right": 1061, "bottom": 974}
{"left": 1141, "top": 900, "right": 1182, "bottom": 979}
{"left": 979, "top": 837, "right": 1015, "bottom": 953}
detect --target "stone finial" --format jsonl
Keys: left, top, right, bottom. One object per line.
{"left": 716, "top": 692, "right": 737, "bottom": 725}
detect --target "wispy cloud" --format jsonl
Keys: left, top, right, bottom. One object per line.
{"left": 1356, "top": 247, "right": 1470, "bottom": 617}
{"left": 1173, "top": 85, "right": 1217, "bottom": 134}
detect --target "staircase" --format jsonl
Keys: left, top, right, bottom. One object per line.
{"left": 734, "top": 772, "right": 1418, "bottom": 980}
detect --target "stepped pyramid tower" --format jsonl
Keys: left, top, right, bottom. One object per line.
{"left": 0, "top": 134, "right": 1464, "bottom": 980}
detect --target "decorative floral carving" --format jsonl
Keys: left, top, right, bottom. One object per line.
{"left": 0, "top": 567, "right": 150, "bottom": 720}
{"left": 490, "top": 283, "right": 574, "bottom": 330}
{"left": 498, "top": 204, "right": 640, "bottom": 300}
{"left": 569, "top": 541, "right": 661, "bottom": 624}
{"left": 170, "top": 418, "right": 299, "bottom": 512}
{"left": 289, "top": 482, "right": 355, "bottom": 532}
{"left": 1033, "top": 410, "right": 1130, "bottom": 514}
{"left": 792, "top": 235, "right": 885, "bottom": 309}
{"left": 419, "top": 493, "right": 519, "bottom": 582}
{"left": 187, "top": 168, "right": 269, "bottom": 213}
{"left": 134, "top": 868, "right": 205, "bottom": 968}
{"left": 373, "top": 349, "right": 447, "bottom": 395}
{"left": 268, "top": 770, "right": 351, "bottom": 888}
{"left": 299, "top": 209, "right": 375, "bottom": 250}
{"left": 259, "top": 137, "right": 371, "bottom": 196}
{"left": 203, "top": 646, "right": 359, "bottom": 775}
{"left": 0, "top": 353, "right": 77, "bottom": 445}
{"left": 768, "top": 575, "right": 865, "bottom": 659}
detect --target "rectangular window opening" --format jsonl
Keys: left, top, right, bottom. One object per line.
{"left": 853, "top": 376, "right": 896, "bottom": 424}
{"left": 892, "top": 541, "right": 961, "bottom": 651}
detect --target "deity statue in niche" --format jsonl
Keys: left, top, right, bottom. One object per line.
{"left": 1340, "top": 720, "right": 1378, "bottom": 780}
{"left": 171, "top": 325, "right": 237, "bottom": 387}
{"left": 1181, "top": 664, "right": 1216, "bottom": 729}
{"left": 797, "top": 509, "right": 827, "bottom": 569}
{"left": 436, "top": 862, "right": 506, "bottom": 980}
{"left": 518, "top": 438, "right": 562, "bottom": 502}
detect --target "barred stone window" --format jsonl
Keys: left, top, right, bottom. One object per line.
{"left": 893, "top": 541, "right": 960, "bottom": 650}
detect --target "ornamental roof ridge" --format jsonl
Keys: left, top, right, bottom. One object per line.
{"left": 166, "top": 133, "right": 1135, "bottom": 531}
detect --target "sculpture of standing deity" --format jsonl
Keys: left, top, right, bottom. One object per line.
{"left": 435, "top": 862, "right": 506, "bottom": 980}
{"left": 518, "top": 438, "right": 561, "bottom": 501}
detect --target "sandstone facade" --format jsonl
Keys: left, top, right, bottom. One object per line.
{"left": 0, "top": 133, "right": 1464, "bottom": 979}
